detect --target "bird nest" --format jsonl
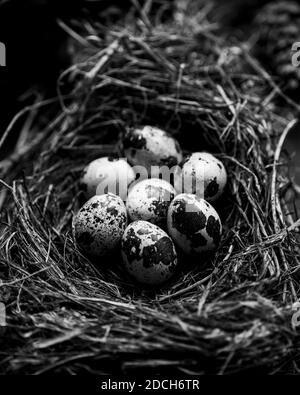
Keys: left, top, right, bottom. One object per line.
{"left": 1, "top": 1, "right": 300, "bottom": 374}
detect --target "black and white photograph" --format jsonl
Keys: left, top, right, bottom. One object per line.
{"left": 1, "top": 0, "right": 300, "bottom": 383}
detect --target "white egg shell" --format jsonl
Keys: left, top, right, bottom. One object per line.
{"left": 167, "top": 193, "right": 222, "bottom": 256}
{"left": 80, "top": 156, "right": 135, "bottom": 200}
{"left": 174, "top": 152, "right": 227, "bottom": 202}
{"left": 122, "top": 126, "right": 182, "bottom": 172}
{"left": 121, "top": 220, "right": 177, "bottom": 285}
{"left": 74, "top": 193, "right": 127, "bottom": 257}
{"left": 126, "top": 178, "right": 176, "bottom": 227}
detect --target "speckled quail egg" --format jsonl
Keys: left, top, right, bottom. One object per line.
{"left": 122, "top": 125, "right": 182, "bottom": 172}
{"left": 121, "top": 220, "right": 178, "bottom": 285}
{"left": 74, "top": 193, "right": 127, "bottom": 257}
{"left": 167, "top": 193, "right": 222, "bottom": 256}
{"left": 174, "top": 152, "right": 227, "bottom": 202}
{"left": 126, "top": 178, "right": 176, "bottom": 228}
{"left": 80, "top": 155, "right": 135, "bottom": 200}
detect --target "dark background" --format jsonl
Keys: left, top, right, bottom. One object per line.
{"left": 0, "top": 0, "right": 131, "bottom": 143}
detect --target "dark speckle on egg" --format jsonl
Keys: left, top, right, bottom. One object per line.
{"left": 172, "top": 200, "right": 207, "bottom": 235}
{"left": 121, "top": 228, "right": 142, "bottom": 263}
{"left": 143, "top": 237, "right": 176, "bottom": 269}
{"left": 120, "top": 212, "right": 127, "bottom": 225}
{"left": 107, "top": 206, "right": 119, "bottom": 217}
{"left": 142, "top": 244, "right": 157, "bottom": 268}
{"left": 205, "top": 178, "right": 219, "bottom": 199}
{"left": 206, "top": 215, "right": 221, "bottom": 245}
{"left": 150, "top": 199, "right": 170, "bottom": 221}
{"left": 157, "top": 237, "right": 177, "bottom": 270}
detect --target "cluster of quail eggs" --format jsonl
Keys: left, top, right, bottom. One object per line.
{"left": 73, "top": 125, "right": 227, "bottom": 286}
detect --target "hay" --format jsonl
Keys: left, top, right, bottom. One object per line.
{"left": 1, "top": 1, "right": 300, "bottom": 374}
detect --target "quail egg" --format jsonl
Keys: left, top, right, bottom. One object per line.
{"left": 121, "top": 220, "right": 177, "bottom": 285}
{"left": 126, "top": 178, "right": 176, "bottom": 228}
{"left": 167, "top": 193, "right": 222, "bottom": 256}
{"left": 122, "top": 125, "right": 182, "bottom": 172}
{"left": 174, "top": 152, "right": 227, "bottom": 202}
{"left": 74, "top": 193, "right": 127, "bottom": 257}
{"left": 80, "top": 155, "right": 135, "bottom": 200}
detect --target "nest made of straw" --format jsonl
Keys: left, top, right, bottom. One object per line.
{"left": 0, "top": 1, "right": 300, "bottom": 374}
